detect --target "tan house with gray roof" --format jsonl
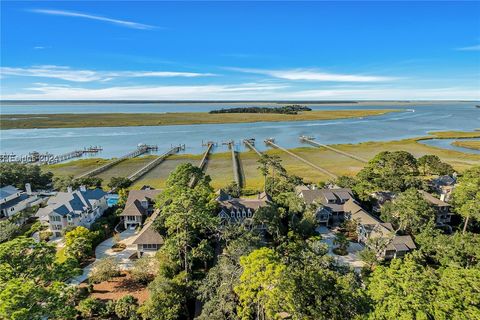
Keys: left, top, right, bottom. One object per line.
{"left": 119, "top": 188, "right": 161, "bottom": 230}
{"left": 344, "top": 198, "right": 416, "bottom": 259}
{"left": 296, "top": 186, "right": 354, "bottom": 226}
{"left": 132, "top": 210, "right": 164, "bottom": 258}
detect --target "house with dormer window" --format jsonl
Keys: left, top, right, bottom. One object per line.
{"left": 217, "top": 190, "right": 271, "bottom": 226}
{"left": 37, "top": 186, "right": 107, "bottom": 237}
{"left": 296, "top": 186, "right": 354, "bottom": 226}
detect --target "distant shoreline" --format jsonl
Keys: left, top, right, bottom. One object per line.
{"left": 1, "top": 100, "right": 478, "bottom": 105}
{"left": 0, "top": 109, "right": 398, "bottom": 130}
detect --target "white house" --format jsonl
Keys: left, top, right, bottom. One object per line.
{"left": 37, "top": 186, "right": 108, "bottom": 238}
{"left": 0, "top": 184, "right": 40, "bottom": 219}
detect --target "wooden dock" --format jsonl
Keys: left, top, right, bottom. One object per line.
{"left": 127, "top": 145, "right": 183, "bottom": 183}
{"left": 76, "top": 144, "right": 155, "bottom": 179}
{"left": 264, "top": 138, "right": 337, "bottom": 179}
{"left": 299, "top": 136, "right": 368, "bottom": 163}
{"left": 243, "top": 138, "right": 263, "bottom": 157}
{"left": 189, "top": 142, "right": 214, "bottom": 188}
{"left": 229, "top": 141, "right": 243, "bottom": 188}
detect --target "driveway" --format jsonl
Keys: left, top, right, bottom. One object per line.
{"left": 69, "top": 229, "right": 138, "bottom": 285}
{"left": 316, "top": 226, "right": 365, "bottom": 271}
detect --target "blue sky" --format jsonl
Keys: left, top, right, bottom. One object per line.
{"left": 1, "top": 1, "right": 479, "bottom": 100}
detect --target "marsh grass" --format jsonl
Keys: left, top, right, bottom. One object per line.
{"left": 1, "top": 109, "right": 399, "bottom": 129}
{"left": 43, "top": 132, "right": 480, "bottom": 193}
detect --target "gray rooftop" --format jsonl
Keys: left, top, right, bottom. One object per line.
{"left": 0, "top": 185, "right": 20, "bottom": 200}
{"left": 46, "top": 188, "right": 107, "bottom": 217}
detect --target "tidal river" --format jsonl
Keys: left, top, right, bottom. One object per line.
{"left": 0, "top": 102, "right": 479, "bottom": 158}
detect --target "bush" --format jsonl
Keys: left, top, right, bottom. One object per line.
{"left": 131, "top": 256, "right": 158, "bottom": 284}
{"left": 89, "top": 257, "right": 121, "bottom": 283}
{"left": 39, "top": 230, "right": 53, "bottom": 241}
{"left": 114, "top": 295, "right": 139, "bottom": 319}
{"left": 77, "top": 297, "right": 106, "bottom": 318}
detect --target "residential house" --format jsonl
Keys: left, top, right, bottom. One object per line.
{"left": 343, "top": 198, "right": 416, "bottom": 259}
{"left": 0, "top": 184, "right": 41, "bottom": 219}
{"left": 370, "top": 191, "right": 396, "bottom": 213}
{"left": 38, "top": 186, "right": 108, "bottom": 238}
{"left": 430, "top": 174, "right": 457, "bottom": 202}
{"left": 119, "top": 188, "right": 161, "bottom": 230}
{"left": 296, "top": 186, "right": 354, "bottom": 226}
{"left": 217, "top": 191, "right": 271, "bottom": 226}
{"left": 132, "top": 211, "right": 164, "bottom": 258}
{"left": 419, "top": 190, "right": 452, "bottom": 227}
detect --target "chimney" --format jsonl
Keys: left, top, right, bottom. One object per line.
{"left": 25, "top": 183, "right": 32, "bottom": 195}
{"left": 67, "top": 186, "right": 73, "bottom": 193}
{"left": 440, "top": 193, "right": 446, "bottom": 202}
{"left": 80, "top": 185, "right": 87, "bottom": 192}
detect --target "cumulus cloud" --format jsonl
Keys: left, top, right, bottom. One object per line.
{"left": 31, "top": 9, "right": 156, "bottom": 30}
{"left": 227, "top": 67, "right": 396, "bottom": 82}
{"left": 0, "top": 65, "right": 215, "bottom": 82}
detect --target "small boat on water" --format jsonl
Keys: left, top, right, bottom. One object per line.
{"left": 476, "top": 105, "right": 480, "bottom": 108}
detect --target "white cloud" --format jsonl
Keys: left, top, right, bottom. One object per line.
{"left": 1, "top": 83, "right": 478, "bottom": 100}
{"left": 0, "top": 83, "right": 289, "bottom": 100}
{"left": 456, "top": 44, "right": 480, "bottom": 51}
{"left": 228, "top": 67, "right": 396, "bottom": 82}
{"left": 31, "top": 9, "right": 156, "bottom": 30}
{"left": 0, "top": 65, "right": 215, "bottom": 82}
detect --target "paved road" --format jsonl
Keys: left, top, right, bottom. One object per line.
{"left": 69, "top": 229, "right": 138, "bottom": 285}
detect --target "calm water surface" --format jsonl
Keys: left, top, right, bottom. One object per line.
{"left": 0, "top": 102, "right": 479, "bottom": 159}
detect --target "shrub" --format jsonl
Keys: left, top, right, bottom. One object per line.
{"left": 114, "top": 295, "right": 139, "bottom": 319}
{"left": 39, "top": 230, "right": 53, "bottom": 241}
{"left": 131, "top": 256, "right": 158, "bottom": 284}
{"left": 77, "top": 297, "right": 106, "bottom": 318}
{"left": 89, "top": 257, "right": 121, "bottom": 283}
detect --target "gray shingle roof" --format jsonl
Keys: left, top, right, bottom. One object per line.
{"left": 46, "top": 188, "right": 107, "bottom": 217}
{"left": 119, "top": 200, "right": 145, "bottom": 217}
{"left": 419, "top": 190, "right": 450, "bottom": 207}
{"left": 299, "top": 188, "right": 353, "bottom": 210}
{"left": 125, "top": 189, "right": 161, "bottom": 207}
{"left": 132, "top": 211, "right": 164, "bottom": 245}
{"left": 0, "top": 193, "right": 30, "bottom": 210}
{"left": 0, "top": 185, "right": 20, "bottom": 200}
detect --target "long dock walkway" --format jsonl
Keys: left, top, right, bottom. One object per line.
{"left": 243, "top": 138, "right": 263, "bottom": 157}
{"left": 299, "top": 136, "right": 368, "bottom": 163}
{"left": 264, "top": 138, "right": 337, "bottom": 179}
{"left": 76, "top": 145, "right": 154, "bottom": 179}
{"left": 189, "top": 143, "right": 214, "bottom": 187}
{"left": 229, "top": 141, "right": 243, "bottom": 187}
{"left": 127, "top": 145, "right": 183, "bottom": 183}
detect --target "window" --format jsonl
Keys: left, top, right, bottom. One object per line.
{"left": 143, "top": 244, "right": 158, "bottom": 250}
